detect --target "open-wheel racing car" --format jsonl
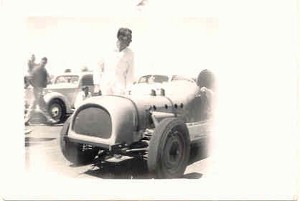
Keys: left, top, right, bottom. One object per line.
{"left": 60, "top": 69, "right": 215, "bottom": 179}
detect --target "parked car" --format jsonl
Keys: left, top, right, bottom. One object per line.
{"left": 25, "top": 72, "right": 95, "bottom": 123}
{"left": 128, "top": 74, "right": 196, "bottom": 96}
{"left": 60, "top": 70, "right": 215, "bottom": 178}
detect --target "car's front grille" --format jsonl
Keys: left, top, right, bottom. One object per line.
{"left": 73, "top": 106, "right": 112, "bottom": 139}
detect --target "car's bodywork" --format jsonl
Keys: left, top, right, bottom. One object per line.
{"left": 60, "top": 70, "right": 214, "bottom": 178}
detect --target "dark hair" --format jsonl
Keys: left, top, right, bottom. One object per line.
{"left": 196, "top": 69, "right": 215, "bottom": 89}
{"left": 82, "top": 86, "right": 89, "bottom": 91}
{"left": 117, "top": 28, "right": 132, "bottom": 43}
{"left": 41, "top": 57, "right": 48, "bottom": 62}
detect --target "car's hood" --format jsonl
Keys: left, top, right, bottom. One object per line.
{"left": 78, "top": 95, "right": 131, "bottom": 107}
{"left": 80, "top": 81, "right": 198, "bottom": 109}
{"left": 131, "top": 83, "right": 161, "bottom": 89}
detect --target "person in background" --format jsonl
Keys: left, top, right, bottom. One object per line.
{"left": 27, "top": 54, "right": 38, "bottom": 73}
{"left": 74, "top": 86, "right": 92, "bottom": 108}
{"left": 24, "top": 57, "right": 57, "bottom": 125}
{"left": 196, "top": 69, "right": 216, "bottom": 116}
{"left": 96, "top": 27, "right": 135, "bottom": 95}
{"left": 25, "top": 54, "right": 38, "bottom": 89}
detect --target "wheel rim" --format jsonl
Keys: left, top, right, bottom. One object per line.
{"left": 162, "top": 130, "right": 184, "bottom": 171}
{"left": 50, "top": 103, "right": 62, "bottom": 120}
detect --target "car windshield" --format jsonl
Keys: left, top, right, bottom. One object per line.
{"left": 54, "top": 75, "right": 79, "bottom": 84}
{"left": 171, "top": 75, "right": 194, "bottom": 83}
{"left": 138, "top": 75, "right": 169, "bottom": 84}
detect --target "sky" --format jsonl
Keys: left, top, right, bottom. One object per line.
{"left": 24, "top": 15, "right": 218, "bottom": 78}
{"left": 0, "top": 0, "right": 222, "bottom": 78}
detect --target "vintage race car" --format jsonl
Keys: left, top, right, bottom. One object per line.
{"left": 25, "top": 71, "right": 95, "bottom": 123}
{"left": 60, "top": 70, "right": 215, "bottom": 178}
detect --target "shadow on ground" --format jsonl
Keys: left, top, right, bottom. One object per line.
{"left": 83, "top": 142, "right": 208, "bottom": 179}
{"left": 25, "top": 137, "right": 56, "bottom": 147}
{"left": 85, "top": 158, "right": 151, "bottom": 179}
{"left": 26, "top": 111, "right": 67, "bottom": 126}
{"left": 188, "top": 140, "right": 209, "bottom": 165}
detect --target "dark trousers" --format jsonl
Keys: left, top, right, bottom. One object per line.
{"left": 25, "top": 87, "right": 53, "bottom": 122}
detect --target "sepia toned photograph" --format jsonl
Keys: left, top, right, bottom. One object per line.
{"left": 23, "top": 18, "right": 216, "bottom": 179}
{"left": 0, "top": 0, "right": 299, "bottom": 200}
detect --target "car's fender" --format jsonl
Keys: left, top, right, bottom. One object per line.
{"left": 44, "top": 92, "right": 72, "bottom": 113}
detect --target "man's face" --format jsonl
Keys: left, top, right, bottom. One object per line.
{"left": 41, "top": 59, "right": 47, "bottom": 66}
{"left": 116, "top": 35, "right": 131, "bottom": 51}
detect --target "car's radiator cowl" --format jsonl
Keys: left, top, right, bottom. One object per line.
{"left": 72, "top": 105, "right": 112, "bottom": 139}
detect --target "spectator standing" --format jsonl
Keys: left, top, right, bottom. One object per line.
{"left": 27, "top": 54, "right": 38, "bottom": 73}
{"left": 96, "top": 27, "right": 135, "bottom": 95}
{"left": 196, "top": 69, "right": 216, "bottom": 116}
{"left": 24, "top": 57, "right": 57, "bottom": 125}
{"left": 24, "top": 54, "right": 38, "bottom": 89}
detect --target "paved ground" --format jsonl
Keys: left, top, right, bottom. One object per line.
{"left": 24, "top": 123, "right": 211, "bottom": 179}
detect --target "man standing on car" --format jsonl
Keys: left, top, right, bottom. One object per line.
{"left": 24, "top": 57, "right": 57, "bottom": 125}
{"left": 97, "top": 27, "right": 135, "bottom": 95}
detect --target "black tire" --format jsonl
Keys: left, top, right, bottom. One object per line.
{"left": 188, "top": 139, "right": 209, "bottom": 165}
{"left": 48, "top": 99, "right": 66, "bottom": 123}
{"left": 147, "top": 118, "right": 190, "bottom": 179}
{"left": 60, "top": 117, "right": 99, "bottom": 165}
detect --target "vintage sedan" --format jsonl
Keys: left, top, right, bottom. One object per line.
{"left": 25, "top": 72, "right": 95, "bottom": 123}
{"left": 60, "top": 70, "right": 215, "bottom": 178}
{"left": 128, "top": 74, "right": 196, "bottom": 95}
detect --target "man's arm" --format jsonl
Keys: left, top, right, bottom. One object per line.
{"left": 47, "top": 72, "right": 51, "bottom": 84}
{"left": 93, "top": 61, "right": 104, "bottom": 94}
{"left": 125, "top": 53, "right": 135, "bottom": 88}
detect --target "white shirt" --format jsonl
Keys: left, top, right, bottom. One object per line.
{"left": 101, "top": 47, "right": 135, "bottom": 95}
{"left": 74, "top": 91, "right": 92, "bottom": 108}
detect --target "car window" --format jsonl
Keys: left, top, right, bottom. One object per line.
{"left": 81, "top": 74, "right": 94, "bottom": 86}
{"left": 152, "top": 75, "right": 169, "bottom": 83}
{"left": 138, "top": 76, "right": 148, "bottom": 83}
{"left": 55, "top": 75, "right": 79, "bottom": 84}
{"left": 138, "top": 75, "right": 169, "bottom": 84}
{"left": 171, "top": 75, "right": 194, "bottom": 83}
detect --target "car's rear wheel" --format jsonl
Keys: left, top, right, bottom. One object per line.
{"left": 147, "top": 118, "right": 190, "bottom": 179}
{"left": 60, "top": 117, "right": 99, "bottom": 165}
{"left": 48, "top": 99, "right": 66, "bottom": 123}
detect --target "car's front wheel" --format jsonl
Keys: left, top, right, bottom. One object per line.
{"left": 48, "top": 99, "right": 66, "bottom": 123}
{"left": 147, "top": 118, "right": 190, "bottom": 179}
{"left": 60, "top": 117, "right": 99, "bottom": 165}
